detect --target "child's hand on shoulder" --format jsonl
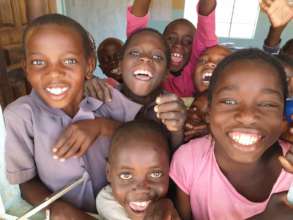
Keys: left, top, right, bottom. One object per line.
{"left": 144, "top": 198, "right": 181, "bottom": 220}
{"left": 84, "top": 77, "right": 112, "bottom": 102}
{"left": 248, "top": 191, "right": 293, "bottom": 220}
{"left": 154, "top": 93, "right": 186, "bottom": 132}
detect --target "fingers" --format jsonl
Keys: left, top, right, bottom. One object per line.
{"left": 279, "top": 155, "right": 293, "bottom": 173}
{"left": 98, "top": 79, "right": 112, "bottom": 102}
{"left": 154, "top": 94, "right": 186, "bottom": 131}
{"left": 84, "top": 78, "right": 112, "bottom": 102}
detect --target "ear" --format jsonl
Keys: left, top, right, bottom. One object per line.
{"left": 106, "top": 161, "right": 111, "bottom": 183}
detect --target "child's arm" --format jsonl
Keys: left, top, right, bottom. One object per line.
{"left": 154, "top": 93, "right": 187, "bottom": 149}
{"left": 174, "top": 187, "right": 192, "bottom": 220}
{"left": 126, "top": 0, "right": 151, "bottom": 37}
{"left": 260, "top": 0, "right": 293, "bottom": 28}
{"left": 84, "top": 78, "right": 112, "bottom": 102}
{"left": 20, "top": 177, "right": 96, "bottom": 219}
{"left": 261, "top": 0, "right": 291, "bottom": 54}
{"left": 52, "top": 118, "right": 121, "bottom": 160}
{"left": 163, "top": 0, "right": 217, "bottom": 97}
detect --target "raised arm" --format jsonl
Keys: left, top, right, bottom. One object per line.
{"left": 163, "top": 0, "right": 218, "bottom": 97}
{"left": 126, "top": 0, "right": 151, "bottom": 37}
{"left": 261, "top": 0, "right": 291, "bottom": 54}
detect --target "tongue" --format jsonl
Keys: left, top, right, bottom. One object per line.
{"left": 129, "top": 202, "right": 149, "bottom": 212}
{"left": 135, "top": 74, "right": 151, "bottom": 81}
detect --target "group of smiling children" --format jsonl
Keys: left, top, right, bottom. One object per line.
{"left": 3, "top": 0, "right": 293, "bottom": 219}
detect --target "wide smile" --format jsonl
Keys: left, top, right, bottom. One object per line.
{"left": 201, "top": 70, "right": 213, "bottom": 85}
{"left": 133, "top": 69, "right": 153, "bottom": 81}
{"left": 228, "top": 131, "right": 263, "bottom": 152}
{"left": 45, "top": 85, "right": 69, "bottom": 100}
{"left": 128, "top": 200, "right": 151, "bottom": 213}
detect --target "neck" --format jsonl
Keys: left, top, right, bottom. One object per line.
{"left": 215, "top": 141, "right": 282, "bottom": 174}
{"left": 121, "top": 84, "right": 163, "bottom": 105}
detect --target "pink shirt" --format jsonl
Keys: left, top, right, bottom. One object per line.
{"left": 126, "top": 6, "right": 218, "bottom": 97}
{"left": 170, "top": 136, "right": 293, "bottom": 220}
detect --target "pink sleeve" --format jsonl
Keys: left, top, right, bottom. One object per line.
{"left": 162, "top": 9, "right": 218, "bottom": 97}
{"left": 169, "top": 143, "right": 195, "bottom": 195}
{"left": 126, "top": 6, "right": 150, "bottom": 37}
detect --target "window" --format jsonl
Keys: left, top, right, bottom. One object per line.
{"left": 184, "top": 0, "right": 260, "bottom": 39}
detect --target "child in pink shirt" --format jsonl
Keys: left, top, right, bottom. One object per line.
{"left": 170, "top": 49, "right": 293, "bottom": 219}
{"left": 127, "top": 0, "right": 218, "bottom": 97}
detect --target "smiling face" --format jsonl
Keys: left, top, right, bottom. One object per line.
{"left": 209, "top": 60, "right": 285, "bottom": 164}
{"left": 98, "top": 38, "right": 123, "bottom": 82}
{"left": 107, "top": 133, "right": 169, "bottom": 220}
{"left": 120, "top": 30, "right": 168, "bottom": 97}
{"left": 24, "top": 24, "right": 90, "bottom": 116}
{"left": 163, "top": 19, "right": 194, "bottom": 75}
{"left": 193, "top": 45, "right": 231, "bottom": 93}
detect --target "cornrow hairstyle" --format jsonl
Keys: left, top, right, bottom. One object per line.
{"left": 119, "top": 27, "right": 171, "bottom": 67}
{"left": 22, "top": 13, "right": 97, "bottom": 71}
{"left": 207, "top": 48, "right": 288, "bottom": 104}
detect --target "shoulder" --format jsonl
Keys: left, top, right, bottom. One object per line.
{"left": 4, "top": 95, "right": 35, "bottom": 119}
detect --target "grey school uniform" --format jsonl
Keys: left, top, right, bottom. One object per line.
{"left": 4, "top": 89, "right": 141, "bottom": 213}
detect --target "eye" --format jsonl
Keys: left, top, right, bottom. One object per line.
{"left": 31, "top": 59, "right": 45, "bottom": 65}
{"left": 152, "top": 54, "right": 163, "bottom": 61}
{"left": 64, "top": 58, "right": 77, "bottom": 64}
{"left": 258, "top": 102, "right": 279, "bottom": 108}
{"left": 119, "top": 172, "right": 133, "bottom": 180}
{"left": 129, "top": 50, "right": 140, "bottom": 57}
{"left": 150, "top": 171, "right": 163, "bottom": 178}
{"left": 182, "top": 37, "right": 193, "bottom": 46}
{"left": 221, "top": 99, "right": 237, "bottom": 105}
{"left": 166, "top": 35, "right": 177, "bottom": 44}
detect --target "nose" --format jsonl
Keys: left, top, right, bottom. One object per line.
{"left": 48, "top": 63, "right": 65, "bottom": 77}
{"left": 139, "top": 55, "right": 152, "bottom": 63}
{"left": 234, "top": 105, "right": 258, "bottom": 125}
{"left": 205, "top": 62, "right": 216, "bottom": 68}
{"left": 132, "top": 178, "right": 151, "bottom": 192}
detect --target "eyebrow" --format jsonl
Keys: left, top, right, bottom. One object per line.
{"left": 216, "top": 85, "right": 283, "bottom": 99}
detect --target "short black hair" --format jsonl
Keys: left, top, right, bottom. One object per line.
{"left": 109, "top": 119, "right": 170, "bottom": 162}
{"left": 275, "top": 53, "right": 293, "bottom": 68}
{"left": 208, "top": 48, "right": 288, "bottom": 103}
{"left": 281, "top": 39, "right": 293, "bottom": 55}
{"left": 120, "top": 27, "right": 171, "bottom": 66}
{"left": 23, "top": 13, "right": 96, "bottom": 68}
{"left": 97, "top": 37, "right": 123, "bottom": 62}
{"left": 163, "top": 18, "right": 195, "bottom": 35}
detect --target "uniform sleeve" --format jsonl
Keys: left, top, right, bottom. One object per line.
{"left": 126, "top": 6, "right": 149, "bottom": 37}
{"left": 169, "top": 143, "right": 195, "bottom": 195}
{"left": 4, "top": 107, "right": 36, "bottom": 184}
{"left": 163, "top": 9, "right": 218, "bottom": 97}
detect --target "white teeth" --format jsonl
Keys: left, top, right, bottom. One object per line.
{"left": 46, "top": 87, "right": 68, "bottom": 95}
{"left": 133, "top": 70, "right": 153, "bottom": 78}
{"left": 202, "top": 72, "right": 212, "bottom": 83}
{"left": 230, "top": 132, "right": 260, "bottom": 146}
{"left": 171, "top": 53, "right": 183, "bottom": 58}
{"left": 129, "top": 200, "right": 151, "bottom": 212}
{"left": 110, "top": 68, "right": 119, "bottom": 74}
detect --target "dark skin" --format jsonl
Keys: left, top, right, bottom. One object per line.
{"left": 97, "top": 37, "right": 123, "bottom": 82}
{"left": 131, "top": 0, "right": 216, "bottom": 76}
{"left": 23, "top": 23, "right": 97, "bottom": 219}
{"left": 177, "top": 60, "right": 293, "bottom": 220}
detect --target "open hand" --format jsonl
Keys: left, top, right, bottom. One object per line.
{"left": 84, "top": 77, "right": 112, "bottom": 102}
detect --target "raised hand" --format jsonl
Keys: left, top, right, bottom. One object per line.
{"left": 84, "top": 77, "right": 112, "bottom": 102}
